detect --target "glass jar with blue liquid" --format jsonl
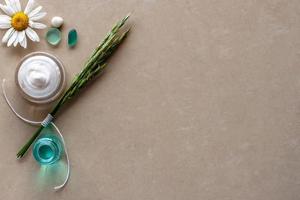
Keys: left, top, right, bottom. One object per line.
{"left": 33, "top": 126, "right": 63, "bottom": 165}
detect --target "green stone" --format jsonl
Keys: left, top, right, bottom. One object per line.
{"left": 68, "top": 29, "right": 78, "bottom": 48}
{"left": 46, "top": 28, "right": 62, "bottom": 46}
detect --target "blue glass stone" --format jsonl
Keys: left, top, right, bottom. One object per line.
{"left": 46, "top": 28, "right": 62, "bottom": 46}
{"left": 33, "top": 134, "right": 63, "bottom": 165}
{"left": 68, "top": 29, "right": 78, "bottom": 48}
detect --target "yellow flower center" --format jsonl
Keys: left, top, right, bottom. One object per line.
{"left": 11, "top": 12, "right": 29, "bottom": 31}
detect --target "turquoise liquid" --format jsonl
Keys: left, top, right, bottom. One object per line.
{"left": 33, "top": 134, "right": 62, "bottom": 165}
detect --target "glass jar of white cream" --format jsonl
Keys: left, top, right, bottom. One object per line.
{"left": 15, "top": 52, "right": 66, "bottom": 104}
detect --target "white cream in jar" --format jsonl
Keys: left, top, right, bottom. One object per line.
{"left": 16, "top": 52, "right": 65, "bottom": 103}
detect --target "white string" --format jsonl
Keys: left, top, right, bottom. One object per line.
{"left": 1, "top": 79, "right": 70, "bottom": 191}
{"left": 51, "top": 122, "right": 70, "bottom": 191}
{"left": 2, "top": 79, "right": 42, "bottom": 126}
{"left": 41, "top": 114, "right": 54, "bottom": 127}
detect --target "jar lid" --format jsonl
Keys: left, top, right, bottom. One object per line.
{"left": 15, "top": 52, "right": 66, "bottom": 104}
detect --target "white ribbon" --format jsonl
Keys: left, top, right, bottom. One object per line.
{"left": 41, "top": 114, "right": 54, "bottom": 127}
{"left": 2, "top": 79, "right": 70, "bottom": 191}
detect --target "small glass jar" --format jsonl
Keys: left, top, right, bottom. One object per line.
{"left": 33, "top": 134, "right": 63, "bottom": 165}
{"left": 15, "top": 52, "right": 66, "bottom": 104}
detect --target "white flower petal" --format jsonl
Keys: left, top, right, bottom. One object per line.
{"left": 29, "top": 21, "right": 46, "bottom": 29}
{"left": 0, "top": 15, "right": 11, "bottom": 22}
{"left": 7, "top": 0, "right": 17, "bottom": 13}
{"left": 0, "top": 4, "right": 14, "bottom": 16}
{"left": 10, "top": 0, "right": 21, "bottom": 12}
{"left": 29, "top": 11, "right": 46, "bottom": 21}
{"left": 20, "top": 34, "right": 27, "bottom": 48}
{"left": 29, "top": 11, "right": 45, "bottom": 21}
{"left": 13, "top": 32, "right": 19, "bottom": 46}
{"left": 24, "top": 0, "right": 34, "bottom": 14}
{"left": 18, "top": 29, "right": 25, "bottom": 42}
{"left": 28, "top": 5, "right": 42, "bottom": 18}
{"left": 2, "top": 27, "right": 14, "bottom": 43}
{"left": 4, "top": 0, "right": 12, "bottom": 8}
{"left": 7, "top": 30, "right": 17, "bottom": 46}
{"left": 14, "top": 31, "right": 24, "bottom": 47}
{"left": 0, "top": 15, "right": 11, "bottom": 29}
{"left": 0, "top": 23, "right": 10, "bottom": 28}
{"left": 4, "top": 0, "right": 16, "bottom": 13}
{"left": 15, "top": 0, "right": 21, "bottom": 12}
{"left": 6, "top": 5, "right": 16, "bottom": 15}
{"left": 25, "top": 27, "right": 39, "bottom": 42}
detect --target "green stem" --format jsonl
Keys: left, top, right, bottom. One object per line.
{"left": 16, "top": 14, "right": 131, "bottom": 159}
{"left": 17, "top": 126, "right": 43, "bottom": 159}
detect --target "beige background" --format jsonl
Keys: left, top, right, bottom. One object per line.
{"left": 0, "top": 0, "right": 300, "bottom": 199}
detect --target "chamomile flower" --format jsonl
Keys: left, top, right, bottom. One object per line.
{"left": 0, "top": 0, "right": 46, "bottom": 48}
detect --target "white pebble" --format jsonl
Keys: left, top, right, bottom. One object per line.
{"left": 51, "top": 16, "right": 64, "bottom": 28}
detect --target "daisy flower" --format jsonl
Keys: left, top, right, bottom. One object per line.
{"left": 0, "top": 0, "right": 46, "bottom": 48}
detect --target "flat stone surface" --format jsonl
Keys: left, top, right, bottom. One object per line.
{"left": 0, "top": 0, "right": 299, "bottom": 199}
